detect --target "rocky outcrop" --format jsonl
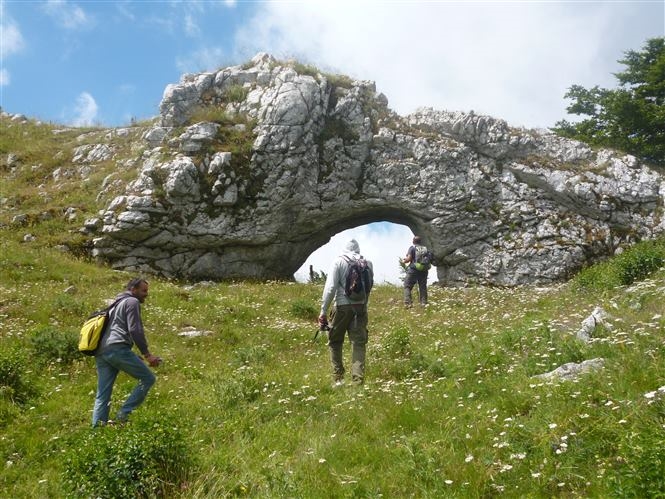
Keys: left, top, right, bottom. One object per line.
{"left": 534, "top": 358, "right": 605, "bottom": 381}
{"left": 90, "top": 53, "right": 665, "bottom": 285}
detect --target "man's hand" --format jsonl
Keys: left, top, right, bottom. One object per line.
{"left": 145, "top": 354, "right": 162, "bottom": 367}
{"left": 318, "top": 315, "right": 329, "bottom": 330}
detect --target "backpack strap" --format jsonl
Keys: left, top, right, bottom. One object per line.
{"left": 98, "top": 296, "right": 132, "bottom": 343}
{"left": 106, "top": 295, "right": 131, "bottom": 313}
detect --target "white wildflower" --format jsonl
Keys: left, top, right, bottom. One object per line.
{"left": 499, "top": 464, "right": 513, "bottom": 473}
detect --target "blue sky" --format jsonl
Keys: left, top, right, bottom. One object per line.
{"left": 1, "top": 0, "right": 663, "bottom": 283}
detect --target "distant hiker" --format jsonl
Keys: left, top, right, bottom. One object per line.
{"left": 318, "top": 239, "right": 374, "bottom": 387}
{"left": 401, "top": 235, "right": 432, "bottom": 307}
{"left": 92, "top": 278, "right": 161, "bottom": 427}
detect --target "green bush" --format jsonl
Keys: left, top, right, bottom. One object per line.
{"left": 615, "top": 242, "right": 665, "bottom": 285}
{"left": 575, "top": 239, "right": 665, "bottom": 290}
{"left": 408, "top": 351, "right": 449, "bottom": 378}
{"left": 211, "top": 369, "right": 262, "bottom": 409}
{"left": 382, "top": 327, "right": 412, "bottom": 357}
{"left": 29, "top": 326, "right": 79, "bottom": 366}
{"left": 0, "top": 346, "right": 38, "bottom": 406}
{"left": 0, "top": 397, "right": 21, "bottom": 428}
{"left": 289, "top": 299, "right": 318, "bottom": 320}
{"left": 224, "top": 83, "right": 249, "bottom": 103}
{"left": 574, "top": 261, "right": 615, "bottom": 290}
{"left": 608, "top": 421, "right": 665, "bottom": 497}
{"left": 63, "top": 414, "right": 193, "bottom": 499}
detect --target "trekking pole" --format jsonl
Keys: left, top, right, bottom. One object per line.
{"left": 313, "top": 323, "right": 330, "bottom": 342}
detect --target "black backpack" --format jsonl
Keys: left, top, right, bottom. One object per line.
{"left": 342, "top": 255, "right": 373, "bottom": 302}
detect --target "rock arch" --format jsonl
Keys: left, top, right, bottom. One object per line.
{"left": 91, "top": 53, "right": 665, "bottom": 286}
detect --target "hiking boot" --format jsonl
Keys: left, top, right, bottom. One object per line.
{"left": 114, "top": 414, "right": 130, "bottom": 425}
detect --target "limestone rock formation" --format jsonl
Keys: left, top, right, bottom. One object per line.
{"left": 91, "top": 53, "right": 665, "bottom": 285}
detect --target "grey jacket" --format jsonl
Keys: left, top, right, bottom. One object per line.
{"left": 97, "top": 291, "right": 150, "bottom": 356}
{"left": 320, "top": 251, "right": 374, "bottom": 316}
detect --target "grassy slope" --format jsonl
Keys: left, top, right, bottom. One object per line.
{"left": 2, "top": 117, "right": 665, "bottom": 497}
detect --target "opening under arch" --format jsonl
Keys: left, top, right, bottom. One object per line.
{"left": 294, "top": 222, "right": 437, "bottom": 285}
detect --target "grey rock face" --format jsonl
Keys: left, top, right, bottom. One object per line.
{"left": 91, "top": 54, "right": 665, "bottom": 285}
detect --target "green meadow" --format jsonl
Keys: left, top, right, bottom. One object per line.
{"left": 2, "top": 117, "right": 665, "bottom": 498}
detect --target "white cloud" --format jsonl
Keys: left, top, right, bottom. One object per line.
{"left": 0, "top": 68, "right": 9, "bottom": 86}
{"left": 235, "top": 1, "right": 663, "bottom": 129}
{"left": 184, "top": 13, "right": 201, "bottom": 37}
{"left": 176, "top": 46, "right": 226, "bottom": 73}
{"left": 71, "top": 92, "right": 98, "bottom": 126}
{"left": 0, "top": 19, "right": 24, "bottom": 56}
{"left": 43, "top": 0, "right": 91, "bottom": 30}
{"left": 0, "top": 11, "right": 25, "bottom": 88}
{"left": 118, "top": 83, "right": 136, "bottom": 95}
{"left": 115, "top": 3, "right": 136, "bottom": 22}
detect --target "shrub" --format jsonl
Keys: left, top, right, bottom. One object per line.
{"left": 382, "top": 327, "right": 412, "bottom": 357}
{"left": 29, "top": 326, "right": 79, "bottom": 366}
{"left": 574, "top": 260, "right": 616, "bottom": 290}
{"left": 325, "top": 72, "right": 354, "bottom": 89}
{"left": 234, "top": 345, "right": 269, "bottom": 366}
{"left": 574, "top": 238, "right": 665, "bottom": 290}
{"left": 0, "top": 397, "right": 21, "bottom": 428}
{"left": 62, "top": 413, "right": 193, "bottom": 499}
{"left": 408, "top": 351, "right": 449, "bottom": 378}
{"left": 211, "top": 369, "right": 262, "bottom": 408}
{"left": 0, "top": 345, "right": 38, "bottom": 406}
{"left": 187, "top": 107, "right": 226, "bottom": 125}
{"left": 615, "top": 242, "right": 665, "bottom": 285}
{"left": 224, "top": 83, "right": 249, "bottom": 103}
{"left": 608, "top": 421, "right": 665, "bottom": 497}
{"left": 289, "top": 299, "right": 318, "bottom": 320}
{"left": 291, "top": 61, "right": 319, "bottom": 78}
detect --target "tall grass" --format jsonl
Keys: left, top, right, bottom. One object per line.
{"left": 2, "top": 116, "right": 665, "bottom": 497}
{"left": 2, "top": 235, "right": 665, "bottom": 497}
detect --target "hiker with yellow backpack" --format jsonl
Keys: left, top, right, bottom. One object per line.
{"left": 401, "top": 235, "right": 432, "bottom": 307}
{"left": 91, "top": 278, "right": 162, "bottom": 427}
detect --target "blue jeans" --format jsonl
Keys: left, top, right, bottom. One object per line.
{"left": 92, "top": 346, "right": 156, "bottom": 427}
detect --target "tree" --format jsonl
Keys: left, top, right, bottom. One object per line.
{"left": 552, "top": 37, "right": 665, "bottom": 167}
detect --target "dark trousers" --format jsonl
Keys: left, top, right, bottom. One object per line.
{"left": 328, "top": 304, "right": 368, "bottom": 384}
{"left": 404, "top": 269, "right": 428, "bottom": 305}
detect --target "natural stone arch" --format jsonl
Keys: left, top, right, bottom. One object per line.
{"left": 90, "top": 53, "right": 665, "bottom": 286}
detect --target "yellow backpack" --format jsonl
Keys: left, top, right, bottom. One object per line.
{"left": 78, "top": 297, "right": 126, "bottom": 356}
